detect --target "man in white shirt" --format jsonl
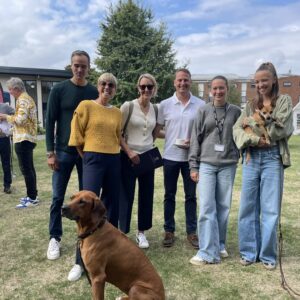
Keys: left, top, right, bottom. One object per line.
{"left": 155, "top": 68, "right": 205, "bottom": 248}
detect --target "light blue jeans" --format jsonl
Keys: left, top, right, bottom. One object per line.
{"left": 238, "top": 146, "right": 283, "bottom": 264}
{"left": 196, "top": 162, "right": 237, "bottom": 263}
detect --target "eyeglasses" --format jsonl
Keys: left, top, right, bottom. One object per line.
{"left": 139, "top": 84, "right": 154, "bottom": 91}
{"left": 100, "top": 81, "right": 115, "bottom": 88}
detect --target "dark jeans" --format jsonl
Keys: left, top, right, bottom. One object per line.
{"left": 119, "top": 151, "right": 154, "bottom": 234}
{"left": 163, "top": 159, "right": 197, "bottom": 235}
{"left": 14, "top": 141, "right": 37, "bottom": 199}
{"left": 49, "top": 151, "right": 82, "bottom": 240}
{"left": 0, "top": 137, "right": 12, "bottom": 188}
{"left": 82, "top": 152, "right": 120, "bottom": 227}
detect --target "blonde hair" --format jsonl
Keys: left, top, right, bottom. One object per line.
{"left": 98, "top": 73, "right": 118, "bottom": 88}
{"left": 137, "top": 73, "right": 158, "bottom": 97}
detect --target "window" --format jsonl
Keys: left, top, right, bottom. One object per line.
{"left": 297, "top": 113, "right": 300, "bottom": 129}
{"left": 24, "top": 80, "right": 37, "bottom": 103}
{"left": 250, "top": 82, "right": 255, "bottom": 88}
{"left": 283, "top": 81, "right": 292, "bottom": 87}
{"left": 41, "top": 81, "right": 59, "bottom": 126}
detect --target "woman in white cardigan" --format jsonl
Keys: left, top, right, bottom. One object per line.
{"left": 119, "top": 73, "right": 158, "bottom": 248}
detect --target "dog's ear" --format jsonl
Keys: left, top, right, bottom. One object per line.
{"left": 92, "top": 196, "right": 106, "bottom": 218}
{"left": 70, "top": 193, "right": 78, "bottom": 201}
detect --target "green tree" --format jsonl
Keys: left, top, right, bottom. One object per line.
{"left": 95, "top": 0, "right": 176, "bottom": 105}
{"left": 228, "top": 82, "right": 241, "bottom": 107}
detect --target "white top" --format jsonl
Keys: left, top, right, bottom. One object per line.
{"left": 121, "top": 99, "right": 156, "bottom": 153}
{"left": 157, "top": 93, "right": 205, "bottom": 161}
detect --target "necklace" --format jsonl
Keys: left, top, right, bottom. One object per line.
{"left": 138, "top": 99, "right": 150, "bottom": 115}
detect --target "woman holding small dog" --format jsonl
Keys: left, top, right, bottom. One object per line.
{"left": 119, "top": 73, "right": 158, "bottom": 249}
{"left": 233, "top": 62, "right": 293, "bottom": 270}
{"left": 189, "top": 75, "right": 241, "bottom": 264}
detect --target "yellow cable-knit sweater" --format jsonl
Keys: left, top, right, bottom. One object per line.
{"left": 69, "top": 100, "right": 121, "bottom": 154}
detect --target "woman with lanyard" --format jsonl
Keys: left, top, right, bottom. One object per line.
{"left": 188, "top": 75, "right": 241, "bottom": 265}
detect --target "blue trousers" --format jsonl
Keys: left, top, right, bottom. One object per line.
{"left": 238, "top": 146, "right": 283, "bottom": 264}
{"left": 82, "top": 152, "right": 121, "bottom": 228}
{"left": 119, "top": 151, "right": 154, "bottom": 234}
{"left": 163, "top": 159, "right": 197, "bottom": 235}
{"left": 49, "top": 151, "right": 82, "bottom": 240}
{"left": 196, "top": 163, "right": 236, "bottom": 263}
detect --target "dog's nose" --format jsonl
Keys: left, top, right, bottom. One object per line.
{"left": 61, "top": 205, "right": 69, "bottom": 216}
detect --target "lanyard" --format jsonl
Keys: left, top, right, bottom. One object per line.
{"left": 213, "top": 102, "right": 229, "bottom": 143}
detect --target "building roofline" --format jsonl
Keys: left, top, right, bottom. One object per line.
{"left": 0, "top": 66, "right": 71, "bottom": 78}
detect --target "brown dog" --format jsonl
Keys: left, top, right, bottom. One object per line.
{"left": 243, "top": 104, "right": 273, "bottom": 163}
{"left": 62, "top": 190, "right": 165, "bottom": 300}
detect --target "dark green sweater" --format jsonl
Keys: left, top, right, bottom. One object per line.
{"left": 45, "top": 79, "right": 98, "bottom": 153}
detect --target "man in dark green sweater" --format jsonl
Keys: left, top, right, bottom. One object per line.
{"left": 45, "top": 50, "right": 98, "bottom": 281}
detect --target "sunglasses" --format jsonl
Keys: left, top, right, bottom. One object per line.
{"left": 100, "top": 81, "right": 115, "bottom": 88}
{"left": 139, "top": 84, "right": 154, "bottom": 91}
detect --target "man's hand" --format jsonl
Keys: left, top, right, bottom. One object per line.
{"left": 47, "top": 154, "right": 59, "bottom": 171}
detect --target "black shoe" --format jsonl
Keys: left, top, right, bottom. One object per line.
{"left": 4, "top": 187, "right": 12, "bottom": 194}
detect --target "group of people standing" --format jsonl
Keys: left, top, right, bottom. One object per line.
{"left": 1, "top": 49, "right": 293, "bottom": 282}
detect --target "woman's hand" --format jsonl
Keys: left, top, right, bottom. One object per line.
{"left": 0, "top": 113, "right": 8, "bottom": 121}
{"left": 258, "top": 137, "right": 268, "bottom": 147}
{"left": 190, "top": 171, "right": 199, "bottom": 183}
{"left": 128, "top": 150, "right": 140, "bottom": 165}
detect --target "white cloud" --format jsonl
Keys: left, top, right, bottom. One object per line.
{"left": 0, "top": 0, "right": 104, "bottom": 69}
{"left": 173, "top": 1, "right": 300, "bottom": 75}
{"left": 0, "top": 0, "right": 300, "bottom": 76}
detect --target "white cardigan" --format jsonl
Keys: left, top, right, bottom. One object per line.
{"left": 120, "top": 99, "right": 156, "bottom": 154}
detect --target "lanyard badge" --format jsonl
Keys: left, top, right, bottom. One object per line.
{"left": 213, "top": 103, "right": 229, "bottom": 152}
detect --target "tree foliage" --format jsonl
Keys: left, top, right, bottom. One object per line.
{"left": 228, "top": 83, "right": 241, "bottom": 107}
{"left": 95, "top": 0, "right": 176, "bottom": 105}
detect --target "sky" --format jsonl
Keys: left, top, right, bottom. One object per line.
{"left": 0, "top": 0, "right": 300, "bottom": 76}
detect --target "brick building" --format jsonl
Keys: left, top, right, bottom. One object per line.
{"left": 192, "top": 73, "right": 300, "bottom": 134}
{"left": 192, "top": 73, "right": 300, "bottom": 107}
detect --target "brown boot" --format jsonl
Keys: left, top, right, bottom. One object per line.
{"left": 162, "top": 232, "right": 175, "bottom": 247}
{"left": 187, "top": 233, "right": 199, "bottom": 249}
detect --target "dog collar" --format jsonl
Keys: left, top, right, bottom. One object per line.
{"left": 77, "top": 217, "right": 107, "bottom": 240}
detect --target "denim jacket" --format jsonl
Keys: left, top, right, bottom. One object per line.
{"left": 233, "top": 94, "right": 293, "bottom": 168}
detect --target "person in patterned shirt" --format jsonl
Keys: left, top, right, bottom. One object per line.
{"left": 0, "top": 77, "right": 38, "bottom": 208}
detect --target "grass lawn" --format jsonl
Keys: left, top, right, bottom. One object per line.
{"left": 0, "top": 136, "right": 299, "bottom": 300}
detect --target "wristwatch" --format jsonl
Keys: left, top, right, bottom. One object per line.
{"left": 46, "top": 152, "right": 55, "bottom": 158}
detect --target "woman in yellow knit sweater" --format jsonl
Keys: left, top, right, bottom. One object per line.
{"left": 69, "top": 73, "right": 121, "bottom": 227}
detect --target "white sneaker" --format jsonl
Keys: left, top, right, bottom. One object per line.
{"left": 189, "top": 255, "right": 207, "bottom": 266}
{"left": 136, "top": 233, "right": 149, "bottom": 249}
{"left": 68, "top": 264, "right": 83, "bottom": 282}
{"left": 16, "top": 197, "right": 39, "bottom": 209}
{"left": 47, "top": 238, "right": 61, "bottom": 260}
{"left": 220, "top": 249, "right": 229, "bottom": 258}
